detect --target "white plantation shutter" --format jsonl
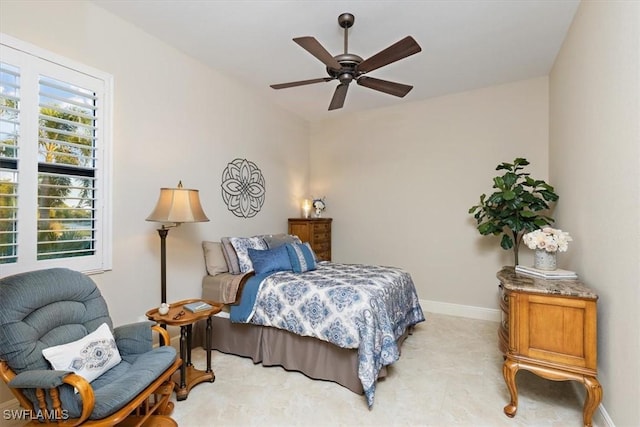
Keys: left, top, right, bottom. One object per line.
{"left": 37, "top": 76, "right": 99, "bottom": 261}
{"left": 0, "top": 34, "right": 112, "bottom": 275}
{"left": 0, "top": 62, "right": 19, "bottom": 264}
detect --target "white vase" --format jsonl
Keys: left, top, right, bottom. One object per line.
{"left": 534, "top": 249, "right": 557, "bottom": 271}
{"left": 158, "top": 303, "right": 170, "bottom": 315}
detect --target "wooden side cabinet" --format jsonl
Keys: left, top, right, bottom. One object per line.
{"left": 288, "top": 218, "right": 332, "bottom": 261}
{"left": 497, "top": 267, "right": 602, "bottom": 427}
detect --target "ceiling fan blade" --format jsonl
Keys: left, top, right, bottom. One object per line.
{"left": 293, "top": 36, "right": 342, "bottom": 70}
{"left": 270, "top": 77, "right": 333, "bottom": 89}
{"left": 328, "top": 83, "right": 349, "bottom": 110}
{"left": 357, "top": 36, "right": 422, "bottom": 73}
{"left": 357, "top": 76, "right": 413, "bottom": 97}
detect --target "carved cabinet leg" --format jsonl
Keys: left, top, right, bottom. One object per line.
{"left": 502, "top": 359, "right": 519, "bottom": 418}
{"left": 582, "top": 376, "right": 602, "bottom": 427}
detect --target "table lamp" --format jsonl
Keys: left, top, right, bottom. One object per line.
{"left": 301, "top": 199, "right": 312, "bottom": 218}
{"left": 146, "top": 181, "right": 209, "bottom": 303}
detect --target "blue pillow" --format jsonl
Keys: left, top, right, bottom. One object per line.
{"left": 247, "top": 245, "right": 292, "bottom": 274}
{"left": 286, "top": 243, "right": 317, "bottom": 273}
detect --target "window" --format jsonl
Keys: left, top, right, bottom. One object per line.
{"left": 0, "top": 34, "right": 112, "bottom": 275}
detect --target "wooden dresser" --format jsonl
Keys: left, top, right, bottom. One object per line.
{"left": 497, "top": 267, "right": 602, "bottom": 427}
{"left": 288, "top": 218, "right": 332, "bottom": 261}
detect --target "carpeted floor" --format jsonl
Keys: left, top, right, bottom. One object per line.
{"left": 170, "top": 312, "right": 594, "bottom": 427}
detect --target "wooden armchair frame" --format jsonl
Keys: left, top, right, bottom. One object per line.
{"left": 0, "top": 326, "right": 181, "bottom": 427}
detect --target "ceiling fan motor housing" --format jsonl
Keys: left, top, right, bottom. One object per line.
{"left": 328, "top": 53, "right": 363, "bottom": 82}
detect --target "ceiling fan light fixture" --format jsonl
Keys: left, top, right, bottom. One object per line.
{"left": 338, "top": 73, "right": 353, "bottom": 84}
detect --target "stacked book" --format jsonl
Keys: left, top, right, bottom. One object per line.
{"left": 515, "top": 265, "right": 578, "bottom": 280}
{"left": 184, "top": 301, "right": 214, "bottom": 313}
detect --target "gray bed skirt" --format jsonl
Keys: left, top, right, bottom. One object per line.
{"left": 192, "top": 315, "right": 412, "bottom": 395}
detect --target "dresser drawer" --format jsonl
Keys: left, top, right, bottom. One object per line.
{"left": 315, "top": 250, "right": 331, "bottom": 261}
{"left": 313, "top": 241, "right": 330, "bottom": 252}
{"left": 313, "top": 231, "right": 330, "bottom": 242}
{"left": 313, "top": 222, "right": 331, "bottom": 232}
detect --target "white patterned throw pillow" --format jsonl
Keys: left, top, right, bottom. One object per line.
{"left": 42, "top": 323, "right": 122, "bottom": 383}
{"left": 229, "top": 236, "right": 268, "bottom": 273}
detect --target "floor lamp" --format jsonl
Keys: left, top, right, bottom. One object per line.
{"left": 146, "top": 181, "right": 209, "bottom": 304}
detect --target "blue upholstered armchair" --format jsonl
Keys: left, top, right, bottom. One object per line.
{"left": 0, "top": 268, "right": 181, "bottom": 426}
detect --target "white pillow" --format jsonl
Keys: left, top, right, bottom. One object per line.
{"left": 229, "top": 236, "right": 268, "bottom": 273}
{"left": 202, "top": 241, "right": 229, "bottom": 275}
{"left": 42, "top": 323, "right": 121, "bottom": 383}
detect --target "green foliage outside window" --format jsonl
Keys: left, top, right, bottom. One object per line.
{"left": 0, "top": 100, "right": 95, "bottom": 263}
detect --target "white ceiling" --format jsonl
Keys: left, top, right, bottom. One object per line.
{"left": 92, "top": 0, "right": 580, "bottom": 122}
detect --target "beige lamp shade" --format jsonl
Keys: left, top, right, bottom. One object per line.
{"left": 146, "top": 181, "right": 209, "bottom": 224}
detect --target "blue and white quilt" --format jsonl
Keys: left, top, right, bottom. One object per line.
{"left": 230, "top": 262, "right": 425, "bottom": 407}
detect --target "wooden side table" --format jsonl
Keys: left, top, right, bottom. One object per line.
{"left": 497, "top": 267, "right": 602, "bottom": 427}
{"left": 147, "top": 299, "right": 222, "bottom": 401}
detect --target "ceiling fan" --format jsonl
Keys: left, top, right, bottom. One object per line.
{"left": 270, "top": 13, "right": 422, "bottom": 111}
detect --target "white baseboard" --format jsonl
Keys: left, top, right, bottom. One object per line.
{"left": 420, "top": 298, "right": 501, "bottom": 322}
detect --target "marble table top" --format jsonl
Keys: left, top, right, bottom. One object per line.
{"left": 497, "top": 267, "right": 598, "bottom": 299}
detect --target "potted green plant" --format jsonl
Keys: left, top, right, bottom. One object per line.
{"left": 468, "top": 158, "right": 559, "bottom": 265}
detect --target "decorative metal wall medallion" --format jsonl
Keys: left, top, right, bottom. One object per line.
{"left": 221, "top": 158, "right": 266, "bottom": 218}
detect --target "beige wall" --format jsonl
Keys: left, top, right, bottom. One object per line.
{"left": 549, "top": 1, "right": 640, "bottom": 425}
{"left": 0, "top": 1, "right": 308, "bottom": 404}
{"left": 309, "top": 77, "right": 549, "bottom": 310}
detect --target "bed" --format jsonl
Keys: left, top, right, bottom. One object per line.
{"left": 193, "top": 235, "right": 425, "bottom": 407}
